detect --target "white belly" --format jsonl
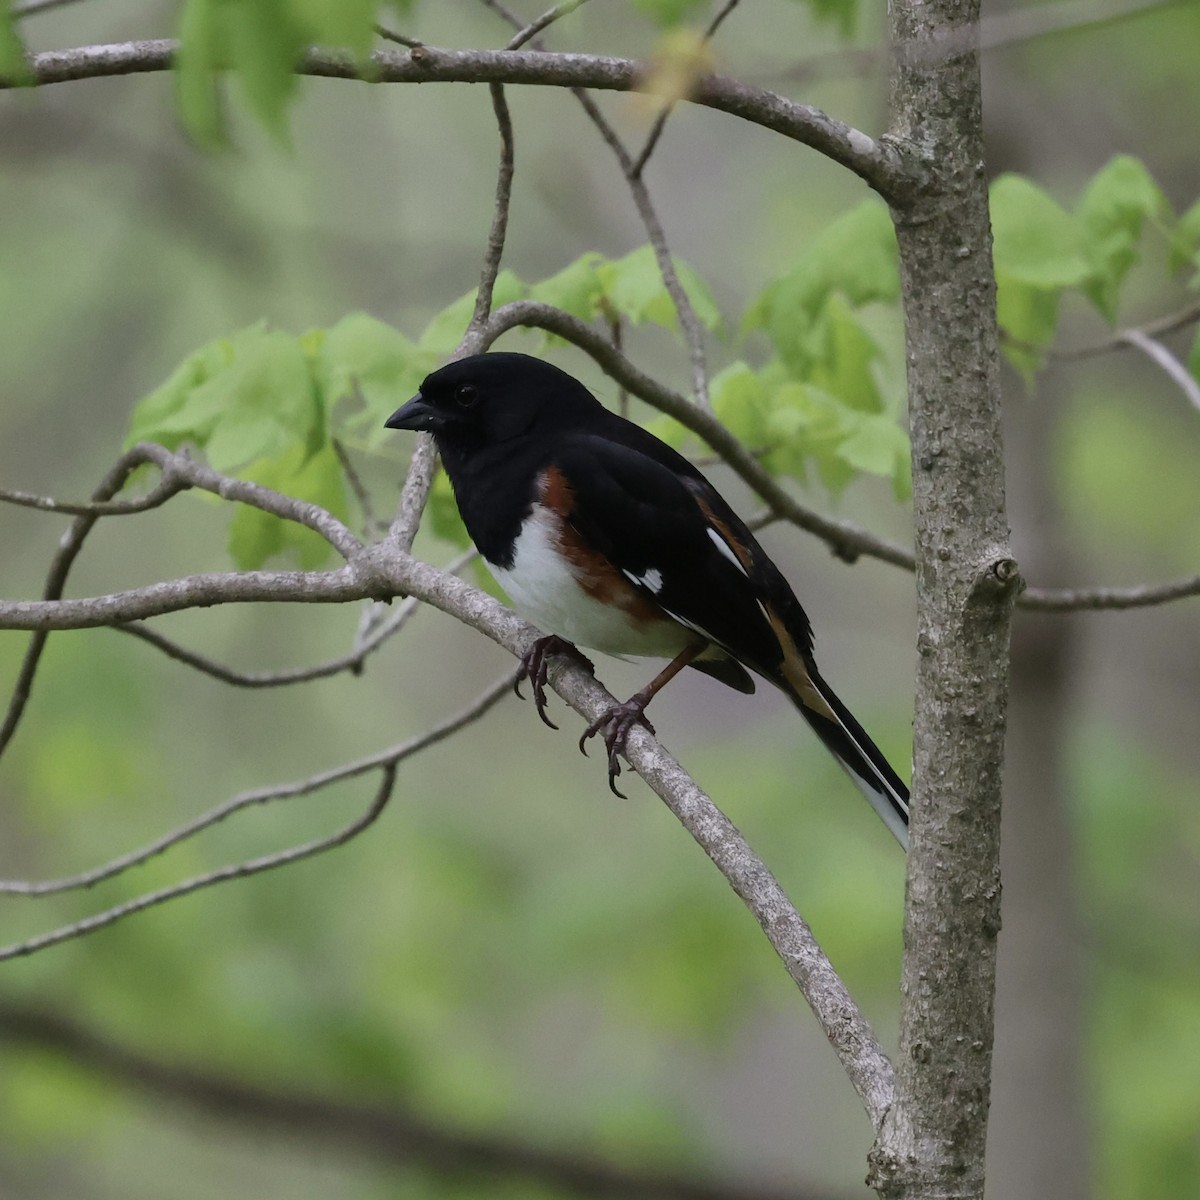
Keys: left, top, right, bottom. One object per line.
{"left": 487, "top": 506, "right": 693, "bottom": 660}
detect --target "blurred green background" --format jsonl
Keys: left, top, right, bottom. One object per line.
{"left": 1, "top": 2, "right": 1198, "bottom": 1198}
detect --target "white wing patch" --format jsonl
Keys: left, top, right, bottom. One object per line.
{"left": 623, "top": 566, "right": 664, "bottom": 594}
{"left": 707, "top": 526, "right": 749, "bottom": 576}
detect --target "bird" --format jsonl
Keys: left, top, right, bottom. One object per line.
{"left": 385, "top": 351, "right": 910, "bottom": 848}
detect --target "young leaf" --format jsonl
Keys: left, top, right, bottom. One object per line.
{"left": 710, "top": 361, "right": 770, "bottom": 448}
{"left": 227, "top": 442, "right": 348, "bottom": 570}
{"left": 744, "top": 200, "right": 898, "bottom": 375}
{"left": 292, "top": 0, "right": 379, "bottom": 55}
{"left": 319, "top": 312, "right": 436, "bottom": 439}
{"left": 528, "top": 253, "right": 606, "bottom": 322}
{"left": 1169, "top": 198, "right": 1200, "bottom": 277}
{"left": 990, "top": 175, "right": 1089, "bottom": 377}
{"left": 174, "top": 0, "right": 226, "bottom": 147}
{"left": 224, "top": 0, "right": 306, "bottom": 144}
{"left": 596, "top": 246, "right": 720, "bottom": 332}
{"left": 128, "top": 326, "right": 321, "bottom": 473}
{"left": 990, "top": 174, "right": 1090, "bottom": 289}
{"left": 417, "top": 271, "right": 527, "bottom": 354}
{"left": 0, "top": 2, "right": 32, "bottom": 85}
{"left": 628, "top": 0, "right": 710, "bottom": 27}
{"left": 1077, "top": 155, "right": 1168, "bottom": 322}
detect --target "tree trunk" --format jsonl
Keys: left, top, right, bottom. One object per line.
{"left": 869, "top": 4, "right": 1019, "bottom": 1196}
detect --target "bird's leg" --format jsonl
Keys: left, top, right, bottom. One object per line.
{"left": 580, "top": 642, "right": 707, "bottom": 797}
{"left": 515, "top": 635, "right": 595, "bottom": 730}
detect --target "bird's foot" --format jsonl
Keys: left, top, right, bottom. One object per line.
{"left": 579, "top": 693, "right": 656, "bottom": 799}
{"left": 514, "top": 635, "right": 594, "bottom": 730}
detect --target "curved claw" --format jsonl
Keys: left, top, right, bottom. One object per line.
{"left": 578, "top": 695, "right": 655, "bottom": 799}
{"left": 515, "top": 636, "right": 594, "bottom": 732}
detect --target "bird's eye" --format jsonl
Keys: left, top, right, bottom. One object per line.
{"left": 455, "top": 384, "right": 479, "bottom": 408}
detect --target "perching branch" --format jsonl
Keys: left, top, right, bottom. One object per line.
{"left": 1, "top": 520, "right": 896, "bottom": 1124}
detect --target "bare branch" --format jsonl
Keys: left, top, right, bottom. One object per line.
{"left": 380, "top": 559, "right": 897, "bottom": 1128}
{"left": 0, "top": 475, "right": 181, "bottom": 517}
{"left": 331, "top": 437, "right": 384, "bottom": 537}
{"left": 479, "top": 0, "right": 711, "bottom": 408}
{"left": 470, "top": 81, "right": 516, "bottom": 329}
{"left": 113, "top": 546, "right": 479, "bottom": 688}
{"left": 1, "top": 449, "right": 186, "bottom": 757}
{"left": 0, "top": 765, "right": 399, "bottom": 961}
{"left": 1052, "top": 300, "right": 1200, "bottom": 358}
{"left": 373, "top": 26, "right": 424, "bottom": 50}
{"left": 1118, "top": 329, "right": 1200, "bottom": 414}
{"left": 20, "top": 42, "right": 913, "bottom": 202}
{"left": 487, "top": 299, "right": 915, "bottom": 567}
{"left": 0, "top": 672, "right": 512, "bottom": 900}
{"left": 502, "top": 0, "right": 590, "bottom": 52}
{"left": 1020, "top": 574, "right": 1200, "bottom": 612}
{"left": 0, "top": 1004, "right": 857, "bottom": 1200}
{"left": 631, "top": 0, "right": 743, "bottom": 178}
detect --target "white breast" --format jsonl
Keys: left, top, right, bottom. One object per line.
{"left": 487, "top": 505, "right": 693, "bottom": 660}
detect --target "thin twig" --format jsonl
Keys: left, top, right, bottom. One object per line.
{"left": 503, "top": 0, "right": 590, "bottom": 51}
{"left": 374, "top": 26, "right": 423, "bottom": 49}
{"left": 1019, "top": 574, "right": 1200, "bottom": 611}
{"left": 0, "top": 475, "right": 181, "bottom": 517}
{"left": 0, "top": 449, "right": 188, "bottom": 759}
{"left": 0, "top": 672, "right": 512, "bottom": 900}
{"left": 0, "top": 766, "right": 399, "bottom": 961}
{"left": 1118, "top": 329, "right": 1200, "bottom": 414}
{"left": 332, "top": 437, "right": 384, "bottom": 537}
{"left": 479, "top": 0, "right": 712, "bottom": 409}
{"left": 470, "top": 81, "right": 516, "bottom": 330}
{"left": 631, "top": 0, "right": 743, "bottom": 178}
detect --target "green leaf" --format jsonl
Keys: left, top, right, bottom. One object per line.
{"left": 227, "top": 442, "right": 348, "bottom": 570}
{"left": 710, "top": 361, "right": 770, "bottom": 447}
{"left": 417, "top": 271, "right": 527, "bottom": 354}
{"left": 292, "top": 0, "right": 379, "bottom": 55}
{"left": 528, "top": 253, "right": 606, "bottom": 322}
{"left": 744, "top": 200, "right": 898, "bottom": 375}
{"left": 808, "top": 293, "right": 884, "bottom": 413}
{"left": 628, "top": 0, "right": 710, "bottom": 26}
{"left": 319, "top": 312, "right": 436, "bottom": 443}
{"left": 596, "top": 246, "right": 721, "bottom": 333}
{"left": 175, "top": 0, "right": 226, "bottom": 146}
{"left": 128, "top": 326, "right": 321, "bottom": 473}
{"left": 0, "top": 2, "right": 32, "bottom": 85}
{"left": 790, "top": 0, "right": 857, "bottom": 37}
{"left": 996, "top": 281, "right": 1063, "bottom": 382}
{"left": 836, "top": 412, "right": 909, "bottom": 480}
{"left": 1169, "top": 198, "right": 1200, "bottom": 276}
{"left": 224, "top": 0, "right": 305, "bottom": 144}
{"left": 425, "top": 470, "right": 471, "bottom": 550}
{"left": 991, "top": 175, "right": 1089, "bottom": 378}
{"left": 990, "top": 174, "right": 1090, "bottom": 289}
{"left": 1076, "top": 155, "right": 1168, "bottom": 321}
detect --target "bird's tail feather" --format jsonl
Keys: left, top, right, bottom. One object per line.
{"left": 785, "top": 664, "right": 910, "bottom": 849}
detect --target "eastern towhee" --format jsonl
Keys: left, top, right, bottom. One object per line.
{"left": 386, "top": 352, "right": 910, "bottom": 848}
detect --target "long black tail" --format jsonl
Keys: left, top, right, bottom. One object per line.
{"left": 785, "top": 663, "right": 910, "bottom": 849}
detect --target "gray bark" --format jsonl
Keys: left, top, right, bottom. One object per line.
{"left": 869, "top": 3, "right": 1019, "bottom": 1196}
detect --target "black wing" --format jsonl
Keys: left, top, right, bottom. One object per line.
{"left": 549, "top": 424, "right": 809, "bottom": 682}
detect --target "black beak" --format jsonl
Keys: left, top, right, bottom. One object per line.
{"left": 384, "top": 394, "right": 438, "bottom": 432}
